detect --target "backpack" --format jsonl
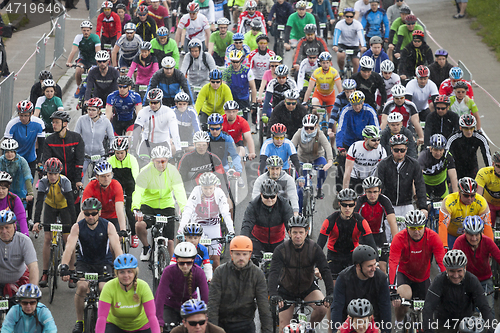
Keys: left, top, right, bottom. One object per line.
{"left": 187, "top": 52, "right": 209, "bottom": 72}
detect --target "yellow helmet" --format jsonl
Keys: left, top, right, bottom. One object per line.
{"left": 229, "top": 50, "right": 245, "bottom": 62}
{"left": 349, "top": 91, "right": 365, "bottom": 105}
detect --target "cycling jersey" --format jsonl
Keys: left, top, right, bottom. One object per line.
{"left": 237, "top": 10, "right": 266, "bottom": 34}
{"left": 310, "top": 67, "right": 341, "bottom": 96}
{"left": 194, "top": 82, "right": 233, "bottom": 116}
{"left": 380, "top": 127, "right": 418, "bottom": 159}
{"left": 42, "top": 131, "right": 84, "bottom": 185}
{"left": 106, "top": 90, "right": 142, "bottom": 122}
{"left": 208, "top": 132, "right": 242, "bottom": 172}
{"left": 222, "top": 65, "right": 255, "bottom": 101}
{"left": 297, "top": 58, "right": 319, "bottom": 88}
{"left": 108, "top": 153, "right": 139, "bottom": 194}
{"left": 389, "top": 17, "right": 404, "bottom": 45}
{"left": 178, "top": 13, "right": 210, "bottom": 42}
{"left": 259, "top": 138, "right": 298, "bottom": 170}
{"left": 248, "top": 49, "right": 275, "bottom": 80}
{"left": 96, "top": 12, "right": 122, "bottom": 39}
{"left": 146, "top": 68, "right": 194, "bottom": 105}
{"left": 399, "top": 42, "right": 434, "bottom": 79}
{"left": 336, "top": 104, "right": 379, "bottom": 149}
{"left": 346, "top": 140, "right": 387, "bottom": 179}
{"left": 84, "top": 66, "right": 120, "bottom": 102}
{"left": 333, "top": 18, "right": 365, "bottom": 47}
{"left": 423, "top": 111, "right": 460, "bottom": 147}
{"left": 35, "top": 96, "right": 64, "bottom": 132}
{"left": 150, "top": 36, "right": 180, "bottom": 68}
{"left": 418, "top": 149, "right": 455, "bottom": 190}
{"left": 170, "top": 243, "right": 210, "bottom": 270}
{"left": 2, "top": 303, "right": 57, "bottom": 333}
{"left": 83, "top": 179, "right": 124, "bottom": 220}
{"left": 394, "top": 23, "right": 423, "bottom": 53}
{"left": 355, "top": 194, "right": 395, "bottom": 234}
{"left": 285, "top": 12, "right": 316, "bottom": 42}
{"left": 135, "top": 105, "right": 181, "bottom": 151}
{"left": 265, "top": 77, "right": 297, "bottom": 111}
{"left": 381, "top": 98, "right": 418, "bottom": 128}
{"left": 453, "top": 234, "right": 500, "bottom": 282}
{"left": 330, "top": 91, "right": 349, "bottom": 125}
{"left": 361, "top": 8, "right": 389, "bottom": 39}
{"left": 73, "top": 33, "right": 101, "bottom": 63}
{"left": 74, "top": 115, "right": 115, "bottom": 157}
{"left": 209, "top": 31, "right": 234, "bottom": 58}
{"left": 405, "top": 78, "right": 439, "bottom": 112}
{"left": 224, "top": 44, "right": 251, "bottom": 67}
{"left": 222, "top": 114, "right": 250, "bottom": 143}
{"left": 77, "top": 217, "right": 113, "bottom": 264}
{"left": 173, "top": 106, "right": 201, "bottom": 145}
{"left": 353, "top": 0, "right": 370, "bottom": 17}
{"left": 378, "top": 72, "right": 400, "bottom": 105}
{"left": 388, "top": 228, "right": 445, "bottom": 285}
{"left": 449, "top": 96, "right": 478, "bottom": 118}
{"left": 177, "top": 150, "right": 226, "bottom": 193}
{"left": 439, "top": 78, "right": 474, "bottom": 99}
{"left": 34, "top": 175, "right": 75, "bottom": 224}
{"left": 244, "top": 31, "right": 263, "bottom": 51}
{"left": 476, "top": 166, "right": 500, "bottom": 206}
{"left": 352, "top": 71, "right": 387, "bottom": 110}
{"left": 115, "top": 34, "right": 142, "bottom": 61}
{"left": 181, "top": 52, "right": 217, "bottom": 88}
{"left": 446, "top": 131, "right": 491, "bottom": 179}
{"left": 131, "top": 16, "right": 157, "bottom": 42}
{"left": 293, "top": 37, "right": 328, "bottom": 67}
{"left": 428, "top": 61, "right": 454, "bottom": 88}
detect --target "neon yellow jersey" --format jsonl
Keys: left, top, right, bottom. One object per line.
{"left": 476, "top": 166, "right": 500, "bottom": 206}
{"left": 310, "top": 67, "right": 341, "bottom": 96}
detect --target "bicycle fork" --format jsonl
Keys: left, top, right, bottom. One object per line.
{"left": 153, "top": 236, "right": 169, "bottom": 279}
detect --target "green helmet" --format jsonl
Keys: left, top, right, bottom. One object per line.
{"left": 362, "top": 125, "right": 381, "bottom": 139}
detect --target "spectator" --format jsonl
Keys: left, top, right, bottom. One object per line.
{"left": 453, "top": 0, "right": 466, "bottom": 19}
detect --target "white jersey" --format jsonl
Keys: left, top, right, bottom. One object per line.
{"left": 178, "top": 13, "right": 210, "bottom": 42}
{"left": 347, "top": 140, "right": 387, "bottom": 179}
{"left": 335, "top": 19, "right": 365, "bottom": 47}
{"left": 405, "top": 79, "right": 439, "bottom": 112}
{"left": 378, "top": 72, "right": 400, "bottom": 99}
{"left": 135, "top": 105, "right": 181, "bottom": 150}
{"left": 297, "top": 58, "right": 319, "bottom": 88}
{"left": 354, "top": 0, "right": 370, "bottom": 19}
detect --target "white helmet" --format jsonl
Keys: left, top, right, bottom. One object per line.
{"left": 151, "top": 145, "right": 172, "bottom": 159}
{"left": 391, "top": 84, "right": 406, "bottom": 98}
{"left": 387, "top": 112, "right": 403, "bottom": 123}
{"left": 0, "top": 171, "right": 13, "bottom": 183}
{"left": 94, "top": 161, "right": 113, "bottom": 175}
{"left": 161, "top": 56, "right": 176, "bottom": 69}
{"left": 174, "top": 242, "right": 197, "bottom": 258}
{"left": 95, "top": 50, "right": 110, "bottom": 61}
{"left": 193, "top": 131, "right": 210, "bottom": 143}
{"left": 217, "top": 17, "right": 230, "bottom": 25}
{"left": 80, "top": 20, "right": 93, "bottom": 29}
{"left": 359, "top": 56, "right": 375, "bottom": 70}
{"left": 1, "top": 139, "right": 19, "bottom": 151}
{"left": 380, "top": 59, "right": 394, "bottom": 73}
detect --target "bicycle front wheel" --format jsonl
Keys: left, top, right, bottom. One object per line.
{"left": 48, "top": 248, "right": 55, "bottom": 304}
{"left": 84, "top": 305, "right": 97, "bottom": 333}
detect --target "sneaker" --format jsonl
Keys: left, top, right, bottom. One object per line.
{"left": 131, "top": 235, "right": 139, "bottom": 248}
{"left": 39, "top": 274, "right": 48, "bottom": 288}
{"left": 316, "top": 189, "right": 324, "bottom": 200}
{"left": 140, "top": 246, "right": 151, "bottom": 261}
{"left": 180, "top": 50, "right": 186, "bottom": 56}
{"left": 74, "top": 87, "right": 81, "bottom": 98}
{"left": 453, "top": 13, "right": 465, "bottom": 19}
{"left": 72, "top": 321, "right": 84, "bottom": 333}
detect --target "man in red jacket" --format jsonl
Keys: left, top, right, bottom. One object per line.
{"left": 96, "top": 1, "right": 123, "bottom": 48}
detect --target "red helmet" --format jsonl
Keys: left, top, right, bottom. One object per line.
{"left": 434, "top": 95, "right": 450, "bottom": 105}
{"left": 415, "top": 65, "right": 429, "bottom": 78}
{"left": 270, "top": 123, "right": 287, "bottom": 136}
{"left": 85, "top": 97, "right": 104, "bottom": 109}
{"left": 44, "top": 157, "right": 63, "bottom": 173}
{"left": 405, "top": 14, "right": 417, "bottom": 24}
{"left": 17, "top": 100, "right": 34, "bottom": 114}
{"left": 412, "top": 30, "right": 425, "bottom": 38}
{"left": 187, "top": 2, "right": 199, "bottom": 13}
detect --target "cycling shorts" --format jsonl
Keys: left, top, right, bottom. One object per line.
{"left": 488, "top": 202, "right": 500, "bottom": 227}
{"left": 43, "top": 204, "right": 74, "bottom": 233}
{"left": 235, "top": 140, "right": 244, "bottom": 147}
{"left": 396, "top": 271, "right": 430, "bottom": 300}
{"left": 338, "top": 44, "right": 360, "bottom": 59}
{"left": 76, "top": 58, "right": 94, "bottom": 70}
{"left": 327, "top": 251, "right": 352, "bottom": 280}
{"left": 313, "top": 90, "right": 336, "bottom": 114}
{"left": 113, "top": 117, "right": 135, "bottom": 136}
{"left": 277, "top": 281, "right": 320, "bottom": 311}
{"left": 140, "top": 205, "right": 176, "bottom": 240}
{"left": 425, "top": 181, "right": 449, "bottom": 200}
{"left": 199, "top": 223, "right": 223, "bottom": 256}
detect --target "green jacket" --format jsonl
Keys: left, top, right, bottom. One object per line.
{"left": 195, "top": 82, "right": 234, "bottom": 116}
{"left": 151, "top": 36, "right": 180, "bottom": 69}
{"left": 244, "top": 31, "right": 263, "bottom": 51}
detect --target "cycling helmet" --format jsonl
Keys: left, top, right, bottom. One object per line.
{"left": 207, "top": 113, "right": 224, "bottom": 125}
{"left": 404, "top": 14, "right": 417, "bottom": 24}
{"left": 94, "top": 161, "right": 113, "bottom": 175}
{"left": 275, "top": 64, "right": 289, "bottom": 77}
{"left": 295, "top": 0, "right": 307, "bottom": 9}
{"left": 349, "top": 91, "right": 365, "bottom": 105}
{"left": 111, "top": 137, "right": 130, "bottom": 151}
{"left": 50, "top": 111, "right": 71, "bottom": 123}
{"left": 362, "top": 125, "right": 380, "bottom": 139}
{"left": 352, "top": 245, "right": 377, "bottom": 265}
{"left": 209, "top": 69, "right": 223, "bottom": 80}
{"left": 303, "top": 23, "right": 317, "bottom": 34}
{"left": 42, "top": 79, "right": 56, "bottom": 89}
{"left": 193, "top": 131, "right": 210, "bottom": 143}
{"left": 44, "top": 157, "right": 63, "bottom": 173}
{"left": 101, "top": 1, "right": 113, "bottom": 8}
{"left": 17, "top": 100, "right": 34, "bottom": 114}
{"left": 256, "top": 34, "right": 269, "bottom": 43}
{"left": 449, "top": 66, "right": 463, "bottom": 80}
{"left": 463, "top": 216, "right": 484, "bottom": 235}
{"left": 318, "top": 51, "right": 332, "bottom": 62}
{"left": 347, "top": 299, "right": 373, "bottom": 318}
{"left": 16, "top": 284, "right": 42, "bottom": 300}
{"left": 161, "top": 56, "right": 176, "bottom": 69}
{"left": 147, "top": 88, "right": 164, "bottom": 102}
{"left": 140, "top": 41, "right": 152, "bottom": 50}
{"left": 95, "top": 50, "right": 110, "bottom": 62}
{"left": 39, "top": 70, "right": 53, "bottom": 80}
{"left": 415, "top": 65, "right": 429, "bottom": 78}
{"left": 82, "top": 197, "right": 102, "bottom": 211}
{"left": 270, "top": 123, "right": 287, "bottom": 136}
{"left": 283, "top": 89, "right": 300, "bottom": 100}
{"left": 80, "top": 20, "right": 93, "bottom": 29}
{"left": 230, "top": 235, "right": 253, "bottom": 251}
{"left": 180, "top": 299, "right": 207, "bottom": 318}
{"left": 359, "top": 56, "right": 375, "bottom": 70}
{"left": 137, "top": 5, "right": 148, "bottom": 15}
{"left": 224, "top": 100, "right": 239, "bottom": 110}
{"left": 0, "top": 210, "right": 15, "bottom": 226}
{"left": 283, "top": 324, "right": 305, "bottom": 333}
{"left": 1, "top": 138, "right": 18, "bottom": 151}
{"left": 435, "top": 49, "right": 448, "bottom": 57}
{"left": 86, "top": 97, "right": 104, "bottom": 109}
{"left": 391, "top": 84, "right": 406, "bottom": 98}
{"left": 338, "top": 188, "right": 357, "bottom": 202}
{"left": 174, "top": 242, "right": 197, "bottom": 258}
{"left": 266, "top": 155, "right": 283, "bottom": 168}
{"left": 302, "top": 114, "right": 318, "bottom": 127}
{"left": 493, "top": 151, "right": 500, "bottom": 164}
{"left": 399, "top": 5, "right": 410, "bottom": 14}
{"left": 369, "top": 36, "right": 383, "bottom": 45}
{"left": 459, "top": 114, "right": 477, "bottom": 128}
{"left": 186, "top": 1, "right": 199, "bottom": 12}
{"left": 260, "top": 179, "right": 279, "bottom": 196}
{"left": 458, "top": 177, "right": 477, "bottom": 194}
{"left": 434, "top": 94, "right": 450, "bottom": 106}
{"left": 344, "top": 7, "right": 354, "bottom": 14}
{"left": 232, "top": 33, "right": 244, "bottom": 41}
{"left": 198, "top": 172, "right": 219, "bottom": 186}
{"left": 429, "top": 134, "right": 447, "bottom": 149}
{"left": 150, "top": 145, "right": 172, "bottom": 159}
{"left": 114, "top": 254, "right": 138, "bottom": 270}
{"left": 174, "top": 92, "right": 190, "bottom": 103}
{"left": 269, "top": 55, "right": 283, "bottom": 63}
{"left": 157, "top": 26, "right": 169, "bottom": 37}
{"left": 217, "top": 17, "right": 230, "bottom": 25}
{"left": 117, "top": 76, "right": 133, "bottom": 87}
{"left": 188, "top": 38, "right": 202, "bottom": 50}
{"left": 454, "top": 81, "right": 468, "bottom": 90}
{"left": 362, "top": 176, "right": 382, "bottom": 189}
{"left": 387, "top": 112, "right": 404, "bottom": 123}
{"left": 0, "top": 171, "right": 12, "bottom": 183}
{"left": 250, "top": 19, "right": 262, "bottom": 29}
{"left": 389, "top": 134, "right": 408, "bottom": 146}
{"left": 246, "top": 0, "right": 257, "bottom": 9}
{"left": 288, "top": 215, "right": 309, "bottom": 229}
{"left": 183, "top": 223, "right": 204, "bottom": 236}
{"left": 412, "top": 30, "right": 425, "bottom": 38}
{"left": 459, "top": 317, "right": 484, "bottom": 333}
{"left": 116, "top": 3, "right": 126, "bottom": 10}
{"left": 443, "top": 249, "right": 467, "bottom": 269}
{"left": 405, "top": 210, "right": 426, "bottom": 228}
{"left": 380, "top": 59, "right": 394, "bottom": 73}
{"left": 228, "top": 50, "right": 245, "bottom": 61}
{"left": 304, "top": 48, "right": 318, "bottom": 58}
{"left": 342, "top": 79, "right": 357, "bottom": 90}
{"left": 123, "top": 22, "right": 136, "bottom": 32}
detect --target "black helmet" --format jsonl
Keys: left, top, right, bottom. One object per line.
{"left": 337, "top": 188, "right": 357, "bottom": 202}
{"left": 260, "top": 179, "right": 279, "bottom": 196}
{"left": 50, "top": 111, "right": 71, "bottom": 123}
{"left": 39, "top": 70, "right": 53, "bottom": 80}
{"left": 347, "top": 299, "right": 373, "bottom": 318}
{"left": 117, "top": 75, "right": 134, "bottom": 86}
{"left": 82, "top": 197, "right": 102, "bottom": 211}
{"left": 305, "top": 48, "right": 319, "bottom": 56}
{"left": 352, "top": 245, "right": 377, "bottom": 265}
{"left": 288, "top": 216, "right": 309, "bottom": 229}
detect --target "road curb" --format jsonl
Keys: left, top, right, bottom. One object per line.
{"left": 57, "top": 68, "right": 76, "bottom": 97}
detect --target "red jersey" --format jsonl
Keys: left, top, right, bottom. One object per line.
{"left": 96, "top": 12, "right": 122, "bottom": 39}
{"left": 438, "top": 79, "right": 474, "bottom": 99}
{"left": 355, "top": 194, "right": 395, "bottom": 234}
{"left": 320, "top": 211, "right": 372, "bottom": 254}
{"left": 222, "top": 115, "right": 250, "bottom": 143}
{"left": 82, "top": 179, "right": 124, "bottom": 219}
{"left": 453, "top": 234, "right": 500, "bottom": 282}
{"left": 388, "top": 228, "right": 446, "bottom": 285}
{"left": 338, "top": 317, "right": 380, "bottom": 333}
{"left": 148, "top": 5, "right": 169, "bottom": 28}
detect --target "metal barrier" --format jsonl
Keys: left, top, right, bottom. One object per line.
{"left": 34, "top": 34, "right": 47, "bottom": 83}
{"left": 89, "top": 0, "right": 98, "bottom": 28}
{"left": 53, "top": 13, "right": 66, "bottom": 67}
{"left": 458, "top": 60, "right": 473, "bottom": 83}
{"left": 0, "top": 73, "right": 15, "bottom": 130}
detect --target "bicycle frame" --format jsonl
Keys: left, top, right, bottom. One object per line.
{"left": 401, "top": 298, "right": 425, "bottom": 333}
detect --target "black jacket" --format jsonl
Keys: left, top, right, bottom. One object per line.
{"left": 429, "top": 61, "right": 454, "bottom": 88}
{"left": 132, "top": 16, "right": 157, "bottom": 42}
{"left": 29, "top": 82, "right": 63, "bottom": 105}
{"left": 399, "top": 42, "right": 434, "bottom": 78}
{"left": 445, "top": 131, "right": 492, "bottom": 179}
{"left": 380, "top": 126, "right": 417, "bottom": 160}
{"left": 423, "top": 110, "right": 460, "bottom": 146}
{"left": 268, "top": 100, "right": 308, "bottom": 140}
{"left": 352, "top": 71, "right": 387, "bottom": 111}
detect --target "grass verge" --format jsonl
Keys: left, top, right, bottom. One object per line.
{"left": 467, "top": 0, "right": 500, "bottom": 61}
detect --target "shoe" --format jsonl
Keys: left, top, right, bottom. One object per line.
{"left": 316, "top": 189, "right": 324, "bottom": 200}
{"left": 180, "top": 50, "right": 186, "bottom": 56}
{"left": 140, "top": 246, "right": 151, "bottom": 261}
{"left": 170, "top": 26, "right": 175, "bottom": 33}
{"left": 74, "top": 87, "right": 81, "bottom": 98}
{"left": 131, "top": 235, "right": 139, "bottom": 248}
{"left": 72, "top": 321, "right": 84, "bottom": 333}
{"left": 453, "top": 13, "right": 465, "bottom": 19}
{"left": 39, "top": 274, "right": 48, "bottom": 288}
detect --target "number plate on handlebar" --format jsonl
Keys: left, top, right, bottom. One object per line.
{"left": 413, "top": 300, "right": 425, "bottom": 310}
{"left": 345, "top": 49, "right": 354, "bottom": 55}
{"left": 263, "top": 252, "right": 273, "bottom": 261}
{"left": 396, "top": 216, "right": 405, "bottom": 223}
{"left": 316, "top": 108, "right": 326, "bottom": 115}
{"left": 277, "top": 25, "right": 285, "bottom": 31}
{"left": 433, "top": 202, "right": 441, "bottom": 209}
{"left": 91, "top": 155, "right": 101, "bottom": 162}
{"left": 0, "top": 300, "right": 8, "bottom": 310}
{"left": 303, "top": 163, "right": 313, "bottom": 171}
{"left": 82, "top": 73, "right": 88, "bottom": 80}
{"left": 156, "top": 216, "right": 169, "bottom": 223}
{"left": 200, "top": 238, "right": 212, "bottom": 245}
{"left": 85, "top": 273, "right": 98, "bottom": 281}
{"left": 181, "top": 141, "right": 189, "bottom": 148}
{"left": 103, "top": 44, "right": 112, "bottom": 50}
{"left": 139, "top": 85, "right": 148, "bottom": 92}
{"left": 50, "top": 224, "right": 63, "bottom": 232}
{"left": 495, "top": 231, "right": 500, "bottom": 240}
{"left": 331, "top": 1, "right": 339, "bottom": 5}
{"left": 320, "top": 23, "right": 326, "bottom": 29}
{"left": 298, "top": 313, "right": 307, "bottom": 323}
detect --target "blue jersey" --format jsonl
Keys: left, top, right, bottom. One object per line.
{"left": 222, "top": 65, "right": 253, "bottom": 101}
{"left": 361, "top": 8, "right": 390, "bottom": 39}
{"left": 2, "top": 303, "right": 57, "bottom": 333}
{"left": 106, "top": 90, "right": 142, "bottom": 121}
{"left": 4, "top": 117, "right": 45, "bottom": 163}
{"left": 173, "top": 106, "right": 201, "bottom": 144}
{"left": 0, "top": 155, "right": 33, "bottom": 198}
{"left": 208, "top": 132, "right": 242, "bottom": 172}
{"left": 171, "top": 243, "right": 210, "bottom": 267}
{"left": 260, "top": 138, "right": 297, "bottom": 170}
{"left": 336, "top": 103, "right": 380, "bottom": 148}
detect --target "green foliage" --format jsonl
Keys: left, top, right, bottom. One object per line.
{"left": 468, "top": 0, "right": 500, "bottom": 60}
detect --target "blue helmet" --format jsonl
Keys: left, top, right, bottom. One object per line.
{"left": 232, "top": 33, "right": 244, "bottom": 41}
{"left": 16, "top": 284, "right": 42, "bottom": 300}
{"left": 183, "top": 222, "right": 203, "bottom": 236}
{"left": 449, "top": 67, "right": 463, "bottom": 80}
{"left": 180, "top": 299, "right": 207, "bottom": 318}
{"left": 429, "top": 134, "right": 447, "bottom": 149}
{"left": 94, "top": 161, "right": 113, "bottom": 175}
{"left": 209, "top": 69, "right": 222, "bottom": 80}
{"left": 0, "top": 210, "right": 16, "bottom": 226}
{"left": 463, "top": 216, "right": 484, "bottom": 235}
{"left": 114, "top": 254, "right": 138, "bottom": 270}
{"left": 207, "top": 113, "right": 223, "bottom": 125}
{"left": 344, "top": 7, "right": 354, "bottom": 14}
{"left": 318, "top": 51, "right": 332, "bottom": 61}
{"left": 157, "top": 26, "right": 169, "bottom": 37}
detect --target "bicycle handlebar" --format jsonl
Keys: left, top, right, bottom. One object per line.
{"left": 283, "top": 299, "right": 324, "bottom": 307}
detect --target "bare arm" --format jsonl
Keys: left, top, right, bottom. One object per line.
{"left": 449, "top": 169, "right": 458, "bottom": 193}
{"left": 135, "top": 103, "right": 142, "bottom": 116}
{"left": 343, "top": 158, "right": 354, "bottom": 189}
{"left": 380, "top": 114, "right": 387, "bottom": 130}
{"left": 208, "top": 42, "right": 215, "bottom": 55}
{"left": 242, "top": 131, "right": 256, "bottom": 159}
{"left": 477, "top": 185, "right": 484, "bottom": 196}
{"left": 62, "top": 223, "right": 80, "bottom": 266}
{"left": 28, "top": 262, "right": 39, "bottom": 285}
{"left": 115, "top": 201, "right": 127, "bottom": 232}
{"left": 410, "top": 113, "right": 424, "bottom": 144}
{"left": 108, "top": 222, "right": 124, "bottom": 257}
{"left": 175, "top": 28, "right": 182, "bottom": 45}
{"left": 303, "top": 79, "right": 316, "bottom": 104}
{"left": 66, "top": 45, "right": 79, "bottom": 66}
{"left": 249, "top": 80, "right": 257, "bottom": 103}
{"left": 111, "top": 45, "right": 120, "bottom": 67}
{"left": 473, "top": 112, "right": 482, "bottom": 130}
{"left": 335, "top": 79, "right": 343, "bottom": 95}
{"left": 386, "top": 213, "right": 398, "bottom": 238}
{"left": 105, "top": 104, "right": 113, "bottom": 121}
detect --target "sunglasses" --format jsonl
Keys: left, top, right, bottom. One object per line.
{"left": 393, "top": 148, "right": 407, "bottom": 153}
{"left": 345, "top": 15, "right": 354, "bottom": 18}
{"left": 21, "top": 301, "right": 37, "bottom": 306}
{"left": 209, "top": 127, "right": 221, "bottom": 131}
{"left": 118, "top": 85, "right": 129, "bottom": 88}
{"left": 340, "top": 202, "right": 356, "bottom": 208}
{"left": 286, "top": 102, "right": 297, "bottom": 106}
{"left": 435, "top": 107, "right": 447, "bottom": 111}
{"left": 406, "top": 22, "right": 415, "bottom": 25}
{"left": 84, "top": 211, "right": 99, "bottom": 216}
{"left": 187, "top": 320, "right": 207, "bottom": 327}
{"left": 178, "top": 261, "right": 194, "bottom": 266}
{"left": 461, "top": 193, "right": 475, "bottom": 198}
{"left": 97, "top": 60, "right": 107, "bottom": 63}
{"left": 304, "top": 126, "right": 315, "bottom": 130}
{"left": 413, "top": 39, "right": 422, "bottom": 43}
{"left": 273, "top": 136, "right": 285, "bottom": 140}
{"left": 408, "top": 226, "right": 424, "bottom": 231}
{"left": 258, "top": 42, "right": 268, "bottom": 45}
{"left": 210, "top": 80, "right": 221, "bottom": 84}
{"left": 234, "top": 41, "right": 243, "bottom": 44}
{"left": 231, "top": 61, "right": 241, "bottom": 64}
{"left": 262, "top": 194, "right": 276, "bottom": 199}
{"left": 370, "top": 138, "right": 381, "bottom": 142}
{"left": 150, "top": 101, "right": 160, "bottom": 105}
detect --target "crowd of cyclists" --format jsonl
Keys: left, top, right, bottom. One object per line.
{"left": 1, "top": 0, "right": 500, "bottom": 332}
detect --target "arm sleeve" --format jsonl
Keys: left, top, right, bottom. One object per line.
{"left": 395, "top": 34, "right": 403, "bottom": 54}
{"left": 259, "top": 154, "right": 268, "bottom": 176}
{"left": 423, "top": 278, "right": 442, "bottom": 333}
{"left": 286, "top": 176, "right": 300, "bottom": 212}
{"left": 290, "top": 154, "right": 301, "bottom": 174}
{"left": 34, "top": 191, "right": 45, "bottom": 223}
{"left": 263, "top": 91, "right": 273, "bottom": 116}
{"left": 284, "top": 25, "right": 292, "bottom": 43}
{"left": 75, "top": 136, "right": 85, "bottom": 183}
{"left": 333, "top": 28, "right": 341, "bottom": 46}
{"left": 383, "top": 14, "right": 390, "bottom": 39}
{"left": 315, "top": 245, "right": 334, "bottom": 295}
{"left": 85, "top": 70, "right": 96, "bottom": 101}
{"left": 142, "top": 300, "right": 160, "bottom": 333}
{"left": 256, "top": 271, "right": 273, "bottom": 333}
{"left": 240, "top": 201, "right": 256, "bottom": 237}
{"left": 330, "top": 273, "right": 347, "bottom": 328}
{"left": 96, "top": 301, "right": 111, "bottom": 333}
{"left": 388, "top": 234, "right": 403, "bottom": 284}
{"left": 377, "top": 276, "right": 392, "bottom": 333}
{"left": 267, "top": 247, "right": 284, "bottom": 296}
{"left": 14, "top": 196, "right": 28, "bottom": 236}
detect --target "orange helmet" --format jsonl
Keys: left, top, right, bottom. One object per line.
{"left": 230, "top": 235, "right": 253, "bottom": 252}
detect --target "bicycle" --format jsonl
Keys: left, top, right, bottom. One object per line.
{"left": 272, "top": 298, "right": 325, "bottom": 333}
{"left": 0, "top": 296, "right": 11, "bottom": 328}
{"left": 43, "top": 221, "right": 64, "bottom": 304}
{"left": 400, "top": 298, "right": 425, "bottom": 333}
{"left": 274, "top": 24, "right": 286, "bottom": 58}
{"left": 300, "top": 162, "right": 324, "bottom": 236}
{"left": 307, "top": 104, "right": 336, "bottom": 137}
{"left": 492, "top": 223, "right": 500, "bottom": 299}
{"left": 227, "top": 155, "right": 247, "bottom": 206}
{"left": 426, "top": 195, "right": 442, "bottom": 232}
{"left": 257, "top": 103, "right": 268, "bottom": 147}
{"left": 134, "top": 84, "right": 148, "bottom": 101}
{"left": 338, "top": 48, "right": 358, "bottom": 80}
{"left": 120, "top": 194, "right": 131, "bottom": 254}
{"left": 252, "top": 251, "right": 273, "bottom": 283}
{"left": 84, "top": 154, "right": 108, "bottom": 181}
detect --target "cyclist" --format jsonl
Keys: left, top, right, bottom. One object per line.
{"left": 224, "top": 33, "right": 251, "bottom": 67}
{"left": 439, "top": 177, "right": 493, "bottom": 249}
{"left": 386, "top": 0, "right": 408, "bottom": 24}
{"left": 361, "top": 0, "right": 389, "bottom": 46}
{"left": 111, "top": 22, "right": 142, "bottom": 68}
{"left": 257, "top": 55, "right": 283, "bottom": 103}
{"left": 352, "top": 56, "right": 386, "bottom": 111}
{"left": 150, "top": 26, "right": 180, "bottom": 67}
{"left": 155, "top": 242, "right": 209, "bottom": 329}
{"left": 30, "top": 70, "right": 62, "bottom": 105}
{"left": 449, "top": 81, "right": 481, "bottom": 130}
{"left": 438, "top": 66, "right": 474, "bottom": 99}
{"left": 380, "top": 112, "right": 417, "bottom": 159}
{"left": 387, "top": 5, "right": 411, "bottom": 61}
{"left": 84, "top": 51, "right": 120, "bottom": 102}
{"left": 292, "top": 114, "right": 334, "bottom": 200}
{"left": 175, "top": 299, "right": 225, "bottom": 333}
{"left": 0, "top": 172, "right": 28, "bottom": 237}
{"left": 173, "top": 92, "right": 200, "bottom": 149}
{"left": 423, "top": 95, "right": 460, "bottom": 146}
{"left": 34, "top": 79, "right": 64, "bottom": 133}
{"left": 334, "top": 7, "right": 366, "bottom": 76}
{"left": 222, "top": 100, "right": 257, "bottom": 159}
{"left": 404, "top": 65, "right": 439, "bottom": 122}
{"left": 360, "top": 36, "right": 389, "bottom": 74}
{"left": 132, "top": 146, "right": 187, "bottom": 261}
{"left": 243, "top": 19, "right": 265, "bottom": 51}
{"left": 252, "top": 156, "right": 299, "bottom": 215}
{"left": 132, "top": 5, "right": 158, "bottom": 42}
{"left": 180, "top": 38, "right": 217, "bottom": 88}
{"left": 207, "top": 114, "right": 242, "bottom": 174}
{"left": 263, "top": 65, "right": 298, "bottom": 117}
{"left": 208, "top": 18, "right": 233, "bottom": 67}
{"left": 476, "top": 152, "right": 500, "bottom": 225}
{"left": 96, "top": 254, "right": 160, "bottom": 333}
{"left": 107, "top": 137, "right": 140, "bottom": 248}
{"left": 195, "top": 69, "right": 234, "bottom": 125}
{"left": 393, "top": 14, "right": 423, "bottom": 60}
{"left": 343, "top": 125, "right": 386, "bottom": 194}
{"left": 297, "top": 48, "right": 320, "bottom": 99}
{"left": 96, "top": 1, "right": 122, "bottom": 48}
{"left": 398, "top": 30, "right": 433, "bottom": 82}
{"left": 311, "top": 0, "right": 335, "bottom": 40}
{"left": 248, "top": 34, "right": 275, "bottom": 90}
{"left": 33, "top": 158, "right": 76, "bottom": 288}
{"left": 446, "top": 114, "right": 491, "bottom": 179}
{"left": 60, "top": 197, "right": 122, "bottom": 333}
{"left": 329, "top": 79, "right": 357, "bottom": 137}
{"left": 146, "top": 56, "right": 194, "bottom": 106}
{"left": 422, "top": 250, "right": 494, "bottom": 333}
{"left": 259, "top": 123, "right": 302, "bottom": 175}
{"left": 428, "top": 49, "right": 453, "bottom": 88}
{"left": 106, "top": 76, "right": 143, "bottom": 136}
{"left": 148, "top": 0, "right": 170, "bottom": 28}
{"left": 175, "top": 2, "right": 210, "bottom": 54}
{"left": 379, "top": 60, "right": 400, "bottom": 102}
{"left": 177, "top": 172, "right": 234, "bottom": 269}
{"left": 132, "top": 88, "right": 182, "bottom": 160}
{"left": 338, "top": 299, "right": 378, "bottom": 333}
{"left": 284, "top": 1, "right": 316, "bottom": 51}
{"left": 389, "top": 210, "right": 446, "bottom": 329}
{"left": 66, "top": 21, "right": 101, "bottom": 97}
{"left": 293, "top": 24, "right": 328, "bottom": 73}
{"left": 237, "top": 0, "right": 266, "bottom": 34}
